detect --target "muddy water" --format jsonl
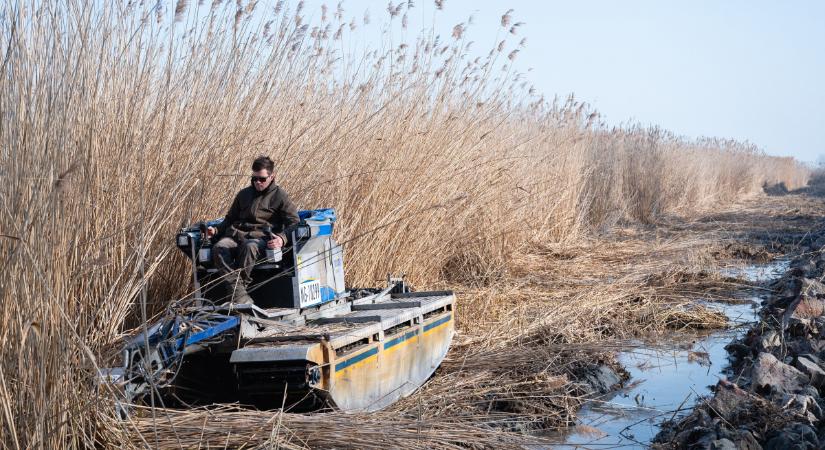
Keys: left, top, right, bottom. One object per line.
{"left": 545, "top": 260, "right": 789, "bottom": 449}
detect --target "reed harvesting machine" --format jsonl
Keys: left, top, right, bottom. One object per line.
{"left": 107, "top": 209, "right": 455, "bottom": 412}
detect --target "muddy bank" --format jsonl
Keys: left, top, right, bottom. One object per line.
{"left": 545, "top": 261, "right": 787, "bottom": 448}
{"left": 654, "top": 231, "right": 825, "bottom": 449}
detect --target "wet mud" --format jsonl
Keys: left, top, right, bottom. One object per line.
{"left": 547, "top": 263, "right": 784, "bottom": 449}
{"left": 549, "top": 181, "right": 825, "bottom": 449}
{"left": 653, "top": 234, "right": 825, "bottom": 448}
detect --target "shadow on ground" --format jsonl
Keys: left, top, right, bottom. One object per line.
{"left": 645, "top": 176, "right": 825, "bottom": 259}
{"left": 764, "top": 173, "right": 825, "bottom": 198}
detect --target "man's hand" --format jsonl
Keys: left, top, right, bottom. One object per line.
{"left": 267, "top": 235, "right": 284, "bottom": 249}
{"left": 206, "top": 226, "right": 216, "bottom": 237}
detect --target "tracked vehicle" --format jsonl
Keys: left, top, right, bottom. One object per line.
{"left": 110, "top": 209, "right": 455, "bottom": 412}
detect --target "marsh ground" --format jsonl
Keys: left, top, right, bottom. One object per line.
{"left": 119, "top": 186, "right": 825, "bottom": 449}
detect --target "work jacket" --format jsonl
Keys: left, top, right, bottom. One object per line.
{"left": 215, "top": 181, "right": 300, "bottom": 244}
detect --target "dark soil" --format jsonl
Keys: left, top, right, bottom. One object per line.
{"left": 652, "top": 179, "right": 825, "bottom": 450}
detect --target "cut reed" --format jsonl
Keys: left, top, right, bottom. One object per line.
{"left": 0, "top": 1, "right": 810, "bottom": 448}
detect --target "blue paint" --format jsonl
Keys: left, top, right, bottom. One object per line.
{"left": 315, "top": 224, "right": 333, "bottom": 236}
{"left": 384, "top": 329, "right": 418, "bottom": 350}
{"left": 320, "top": 286, "right": 336, "bottom": 301}
{"left": 125, "top": 321, "right": 166, "bottom": 350}
{"left": 335, "top": 347, "right": 379, "bottom": 372}
{"left": 423, "top": 314, "right": 452, "bottom": 332}
{"left": 298, "top": 208, "right": 337, "bottom": 222}
{"left": 176, "top": 315, "right": 239, "bottom": 348}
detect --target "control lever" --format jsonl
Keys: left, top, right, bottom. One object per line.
{"left": 262, "top": 226, "right": 283, "bottom": 262}
{"left": 198, "top": 222, "right": 209, "bottom": 242}
{"left": 194, "top": 222, "right": 212, "bottom": 263}
{"left": 189, "top": 222, "right": 210, "bottom": 304}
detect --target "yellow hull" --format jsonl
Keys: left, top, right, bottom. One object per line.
{"left": 329, "top": 310, "right": 454, "bottom": 411}
{"left": 230, "top": 291, "right": 456, "bottom": 411}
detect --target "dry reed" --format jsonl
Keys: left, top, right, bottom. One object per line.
{"left": 123, "top": 404, "right": 541, "bottom": 449}
{"left": 0, "top": 1, "right": 810, "bottom": 448}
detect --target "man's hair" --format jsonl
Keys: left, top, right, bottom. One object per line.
{"left": 252, "top": 156, "right": 275, "bottom": 173}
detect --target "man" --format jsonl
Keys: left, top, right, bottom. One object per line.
{"left": 207, "top": 156, "right": 300, "bottom": 304}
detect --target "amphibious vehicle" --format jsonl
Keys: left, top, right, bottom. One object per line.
{"left": 109, "top": 209, "right": 455, "bottom": 412}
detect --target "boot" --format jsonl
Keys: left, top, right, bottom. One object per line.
{"left": 228, "top": 283, "right": 254, "bottom": 305}
{"left": 233, "top": 293, "right": 254, "bottom": 305}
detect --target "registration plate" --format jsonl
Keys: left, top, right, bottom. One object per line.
{"left": 299, "top": 279, "right": 321, "bottom": 307}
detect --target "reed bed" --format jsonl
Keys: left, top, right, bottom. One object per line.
{"left": 0, "top": 0, "right": 810, "bottom": 448}
{"left": 123, "top": 404, "right": 535, "bottom": 449}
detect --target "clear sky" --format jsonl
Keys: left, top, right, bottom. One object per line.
{"left": 303, "top": 1, "right": 825, "bottom": 162}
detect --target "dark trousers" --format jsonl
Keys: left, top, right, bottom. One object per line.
{"left": 212, "top": 237, "right": 265, "bottom": 297}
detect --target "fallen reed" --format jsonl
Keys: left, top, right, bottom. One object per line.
{"left": 123, "top": 404, "right": 537, "bottom": 449}
{"left": 0, "top": 1, "right": 810, "bottom": 448}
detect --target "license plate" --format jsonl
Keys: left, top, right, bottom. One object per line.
{"left": 299, "top": 279, "right": 321, "bottom": 307}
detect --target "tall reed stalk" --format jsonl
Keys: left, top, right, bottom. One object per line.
{"left": 0, "top": 1, "right": 809, "bottom": 447}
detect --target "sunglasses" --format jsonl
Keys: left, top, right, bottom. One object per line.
{"left": 251, "top": 176, "right": 270, "bottom": 183}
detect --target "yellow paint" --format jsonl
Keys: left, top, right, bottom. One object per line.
{"left": 333, "top": 315, "right": 452, "bottom": 380}
{"left": 382, "top": 334, "right": 419, "bottom": 357}
{"left": 333, "top": 349, "right": 378, "bottom": 377}
{"left": 422, "top": 316, "right": 452, "bottom": 337}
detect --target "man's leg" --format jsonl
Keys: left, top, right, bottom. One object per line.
{"left": 212, "top": 237, "right": 252, "bottom": 304}
{"left": 237, "top": 238, "right": 266, "bottom": 289}
{"left": 212, "top": 237, "right": 238, "bottom": 276}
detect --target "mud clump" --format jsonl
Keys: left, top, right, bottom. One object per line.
{"left": 713, "top": 243, "right": 774, "bottom": 263}
{"left": 579, "top": 364, "right": 626, "bottom": 394}
{"left": 763, "top": 181, "right": 790, "bottom": 196}
{"left": 654, "top": 232, "right": 825, "bottom": 449}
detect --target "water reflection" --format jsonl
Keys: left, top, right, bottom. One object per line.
{"left": 544, "top": 260, "right": 787, "bottom": 449}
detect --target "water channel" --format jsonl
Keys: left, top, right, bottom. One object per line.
{"left": 545, "top": 260, "right": 789, "bottom": 449}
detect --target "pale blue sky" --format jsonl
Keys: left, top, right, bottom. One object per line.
{"left": 304, "top": 1, "right": 825, "bottom": 162}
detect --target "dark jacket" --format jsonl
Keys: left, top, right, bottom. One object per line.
{"left": 215, "top": 182, "right": 300, "bottom": 244}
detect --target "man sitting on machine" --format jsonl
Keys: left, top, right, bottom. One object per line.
{"left": 207, "top": 156, "right": 300, "bottom": 304}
